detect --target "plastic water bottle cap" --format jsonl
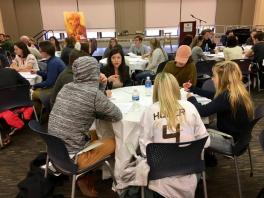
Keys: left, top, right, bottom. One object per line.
{"left": 147, "top": 76, "right": 150, "bottom": 80}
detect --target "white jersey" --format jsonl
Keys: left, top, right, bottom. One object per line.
{"left": 139, "top": 100, "right": 210, "bottom": 198}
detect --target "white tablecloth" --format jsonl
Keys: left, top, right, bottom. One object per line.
{"left": 97, "top": 85, "right": 211, "bottom": 191}
{"left": 99, "top": 55, "right": 148, "bottom": 72}
{"left": 19, "top": 72, "right": 40, "bottom": 85}
{"left": 204, "top": 52, "right": 225, "bottom": 61}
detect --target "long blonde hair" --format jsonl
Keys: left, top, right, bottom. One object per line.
{"left": 213, "top": 61, "right": 254, "bottom": 118}
{"left": 153, "top": 72, "right": 184, "bottom": 130}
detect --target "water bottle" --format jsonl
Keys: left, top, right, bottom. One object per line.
{"left": 145, "top": 76, "right": 152, "bottom": 96}
{"left": 132, "top": 89, "right": 140, "bottom": 101}
{"left": 205, "top": 43, "right": 209, "bottom": 53}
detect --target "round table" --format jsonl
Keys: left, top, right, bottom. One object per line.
{"left": 96, "top": 85, "right": 211, "bottom": 192}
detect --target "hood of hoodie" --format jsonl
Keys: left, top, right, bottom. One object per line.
{"left": 72, "top": 56, "right": 99, "bottom": 86}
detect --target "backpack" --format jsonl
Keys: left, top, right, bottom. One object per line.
{"left": 16, "top": 153, "right": 66, "bottom": 198}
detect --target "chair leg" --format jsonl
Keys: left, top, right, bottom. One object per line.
{"left": 234, "top": 156, "right": 243, "bottom": 198}
{"left": 33, "top": 106, "right": 39, "bottom": 122}
{"left": 44, "top": 155, "right": 49, "bottom": 178}
{"left": 104, "top": 160, "right": 117, "bottom": 186}
{"left": 71, "top": 174, "right": 77, "bottom": 198}
{"left": 248, "top": 146, "right": 253, "bottom": 177}
{"left": 202, "top": 171, "right": 208, "bottom": 198}
{"left": 141, "top": 186, "right": 145, "bottom": 198}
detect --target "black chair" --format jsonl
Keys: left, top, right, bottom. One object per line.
{"left": 201, "top": 79, "right": 216, "bottom": 93}
{"left": 144, "top": 136, "right": 208, "bottom": 198}
{"left": 0, "top": 84, "right": 36, "bottom": 113}
{"left": 0, "top": 84, "right": 38, "bottom": 122}
{"left": 232, "top": 59, "right": 252, "bottom": 93}
{"left": 28, "top": 120, "right": 116, "bottom": 198}
{"left": 251, "top": 60, "right": 264, "bottom": 92}
{"left": 196, "top": 60, "right": 216, "bottom": 88}
{"left": 156, "top": 60, "right": 169, "bottom": 74}
{"left": 208, "top": 103, "right": 264, "bottom": 198}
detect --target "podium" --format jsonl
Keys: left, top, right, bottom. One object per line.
{"left": 179, "top": 21, "right": 196, "bottom": 45}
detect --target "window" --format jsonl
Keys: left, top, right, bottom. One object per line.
{"left": 145, "top": 29, "right": 160, "bottom": 37}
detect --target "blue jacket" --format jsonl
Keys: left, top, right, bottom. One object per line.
{"left": 34, "top": 56, "right": 65, "bottom": 89}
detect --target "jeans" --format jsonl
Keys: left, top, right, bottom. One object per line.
{"left": 207, "top": 128, "right": 233, "bottom": 155}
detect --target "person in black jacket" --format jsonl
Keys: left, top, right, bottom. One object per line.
{"left": 201, "top": 29, "right": 216, "bottom": 52}
{"left": 60, "top": 37, "right": 76, "bottom": 65}
{"left": 101, "top": 47, "right": 131, "bottom": 89}
{"left": 184, "top": 61, "right": 254, "bottom": 155}
{"left": 0, "top": 67, "right": 29, "bottom": 88}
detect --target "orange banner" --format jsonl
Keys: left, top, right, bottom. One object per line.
{"left": 64, "top": 12, "right": 87, "bottom": 40}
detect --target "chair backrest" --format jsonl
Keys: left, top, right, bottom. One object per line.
{"left": 0, "top": 84, "right": 33, "bottom": 112}
{"left": 232, "top": 59, "right": 251, "bottom": 75}
{"left": 28, "top": 120, "right": 78, "bottom": 175}
{"left": 156, "top": 60, "right": 169, "bottom": 74}
{"left": 251, "top": 104, "right": 264, "bottom": 128}
{"left": 146, "top": 136, "right": 208, "bottom": 180}
{"left": 202, "top": 79, "right": 216, "bottom": 93}
{"left": 196, "top": 60, "right": 216, "bottom": 77}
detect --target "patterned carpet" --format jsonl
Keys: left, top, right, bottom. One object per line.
{"left": 0, "top": 91, "right": 263, "bottom": 198}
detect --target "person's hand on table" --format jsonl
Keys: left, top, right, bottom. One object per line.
{"left": 99, "top": 73, "right": 107, "bottom": 84}
{"left": 183, "top": 80, "right": 192, "bottom": 91}
{"left": 187, "top": 92, "right": 193, "bottom": 99}
{"left": 106, "top": 90, "right": 112, "bottom": 98}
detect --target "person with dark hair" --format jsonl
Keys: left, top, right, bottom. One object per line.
{"left": 129, "top": 35, "right": 148, "bottom": 56}
{"left": 223, "top": 35, "right": 243, "bottom": 60}
{"left": 20, "top": 35, "right": 41, "bottom": 59}
{"left": 80, "top": 42, "right": 90, "bottom": 54}
{"left": 0, "top": 34, "right": 13, "bottom": 53}
{"left": 0, "top": 53, "right": 9, "bottom": 68}
{"left": 31, "top": 41, "right": 65, "bottom": 109}
{"left": 61, "top": 37, "right": 76, "bottom": 65}
{"left": 10, "top": 41, "right": 39, "bottom": 72}
{"left": 89, "top": 38, "right": 97, "bottom": 56}
{"left": 163, "top": 45, "right": 197, "bottom": 86}
{"left": 245, "top": 31, "right": 264, "bottom": 62}
{"left": 191, "top": 35, "right": 208, "bottom": 64}
{"left": 103, "top": 38, "right": 123, "bottom": 58}
{"left": 179, "top": 34, "right": 193, "bottom": 46}
{"left": 200, "top": 29, "right": 216, "bottom": 51}
{"left": 101, "top": 47, "right": 131, "bottom": 88}
{"left": 246, "top": 29, "right": 257, "bottom": 45}
{"left": 50, "top": 49, "right": 87, "bottom": 107}
{"left": 220, "top": 30, "right": 234, "bottom": 46}
{"left": 245, "top": 31, "right": 264, "bottom": 88}
{"left": 49, "top": 36, "right": 61, "bottom": 51}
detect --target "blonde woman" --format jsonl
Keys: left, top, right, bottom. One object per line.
{"left": 185, "top": 61, "right": 254, "bottom": 155}
{"left": 135, "top": 38, "right": 168, "bottom": 82}
{"left": 139, "top": 72, "right": 209, "bottom": 198}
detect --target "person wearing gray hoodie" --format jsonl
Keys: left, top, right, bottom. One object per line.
{"left": 48, "top": 56, "right": 122, "bottom": 197}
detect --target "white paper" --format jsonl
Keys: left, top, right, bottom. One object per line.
{"left": 77, "top": 142, "right": 103, "bottom": 155}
